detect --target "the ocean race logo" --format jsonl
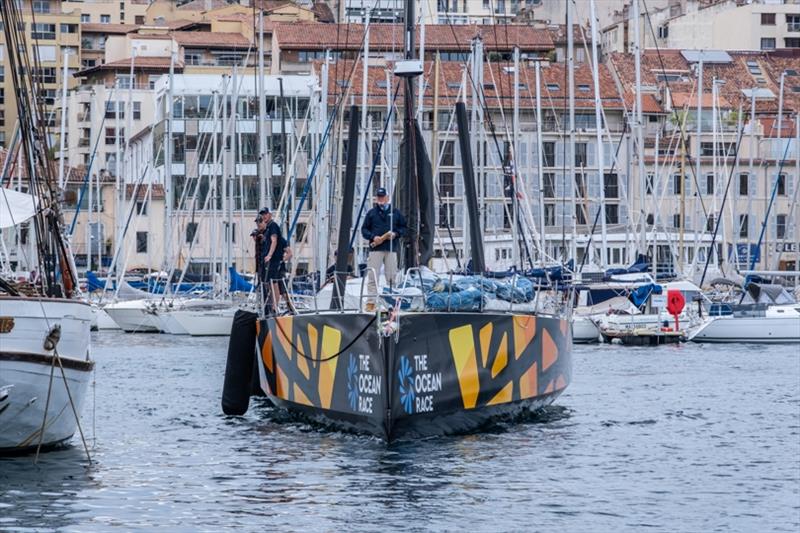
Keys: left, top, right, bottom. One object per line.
{"left": 398, "top": 355, "right": 415, "bottom": 414}
{"left": 347, "top": 353, "right": 382, "bottom": 414}
{"left": 347, "top": 353, "right": 358, "bottom": 411}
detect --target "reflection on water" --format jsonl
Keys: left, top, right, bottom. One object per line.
{"left": 2, "top": 334, "right": 798, "bottom": 531}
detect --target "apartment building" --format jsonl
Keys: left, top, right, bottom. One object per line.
{"left": 608, "top": 48, "right": 799, "bottom": 270}
{"left": 603, "top": 0, "right": 800, "bottom": 54}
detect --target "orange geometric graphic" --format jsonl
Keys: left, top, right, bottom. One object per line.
{"left": 317, "top": 325, "right": 342, "bottom": 409}
{"left": 487, "top": 382, "right": 512, "bottom": 405}
{"left": 513, "top": 315, "right": 536, "bottom": 359}
{"left": 293, "top": 383, "right": 312, "bottom": 406}
{"left": 519, "top": 361, "right": 538, "bottom": 399}
{"left": 276, "top": 316, "right": 293, "bottom": 361}
{"left": 491, "top": 332, "right": 508, "bottom": 378}
{"left": 542, "top": 328, "right": 557, "bottom": 371}
{"left": 479, "top": 323, "right": 493, "bottom": 368}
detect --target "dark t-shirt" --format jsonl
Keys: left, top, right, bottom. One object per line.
{"left": 263, "top": 221, "right": 285, "bottom": 267}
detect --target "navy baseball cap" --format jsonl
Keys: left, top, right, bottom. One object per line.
{"left": 376, "top": 187, "right": 387, "bottom": 197}
{"left": 258, "top": 206, "right": 270, "bottom": 214}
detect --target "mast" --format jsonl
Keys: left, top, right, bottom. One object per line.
{"left": 315, "top": 54, "right": 330, "bottom": 285}
{"left": 632, "top": 0, "right": 646, "bottom": 256}
{"left": 693, "top": 55, "right": 703, "bottom": 273}
{"left": 589, "top": 0, "right": 608, "bottom": 268}
{"left": 567, "top": 0, "right": 577, "bottom": 263}
{"left": 402, "top": 0, "right": 418, "bottom": 267}
{"left": 512, "top": 47, "right": 520, "bottom": 270}
{"left": 534, "top": 60, "right": 546, "bottom": 265}
{"left": 770, "top": 72, "right": 785, "bottom": 270}
{"left": 258, "top": 9, "right": 268, "bottom": 209}
{"left": 57, "top": 47, "right": 69, "bottom": 190}
{"left": 358, "top": 11, "right": 370, "bottom": 267}
{"left": 165, "top": 47, "right": 175, "bottom": 272}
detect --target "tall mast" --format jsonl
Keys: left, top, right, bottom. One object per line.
{"left": 165, "top": 47, "right": 175, "bottom": 272}
{"left": 693, "top": 55, "right": 703, "bottom": 273}
{"left": 57, "top": 47, "right": 69, "bottom": 190}
{"left": 512, "top": 46, "right": 520, "bottom": 270}
{"left": 566, "top": 0, "right": 577, "bottom": 263}
{"left": 589, "top": 0, "right": 608, "bottom": 268}
{"left": 316, "top": 54, "right": 330, "bottom": 284}
{"left": 534, "top": 60, "right": 546, "bottom": 266}
{"left": 258, "top": 9, "right": 268, "bottom": 209}
{"left": 358, "top": 10, "right": 370, "bottom": 267}
{"left": 632, "top": 0, "right": 646, "bottom": 256}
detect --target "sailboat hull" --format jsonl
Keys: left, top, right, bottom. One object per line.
{"left": 256, "top": 311, "right": 571, "bottom": 441}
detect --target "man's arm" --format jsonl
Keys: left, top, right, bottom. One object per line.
{"left": 361, "top": 210, "right": 374, "bottom": 241}
{"left": 265, "top": 234, "right": 278, "bottom": 262}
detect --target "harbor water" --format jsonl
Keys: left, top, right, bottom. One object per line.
{"left": 1, "top": 332, "right": 798, "bottom": 531}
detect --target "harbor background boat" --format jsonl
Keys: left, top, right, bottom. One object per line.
{"left": 1, "top": 332, "right": 797, "bottom": 531}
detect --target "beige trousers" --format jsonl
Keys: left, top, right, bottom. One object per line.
{"left": 366, "top": 250, "right": 398, "bottom": 300}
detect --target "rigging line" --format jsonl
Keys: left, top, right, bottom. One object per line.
{"left": 699, "top": 121, "right": 747, "bottom": 287}
{"left": 641, "top": 0, "right": 709, "bottom": 222}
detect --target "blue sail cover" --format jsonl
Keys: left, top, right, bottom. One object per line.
{"left": 86, "top": 271, "right": 113, "bottom": 291}
{"left": 229, "top": 267, "right": 254, "bottom": 292}
{"left": 629, "top": 283, "right": 662, "bottom": 307}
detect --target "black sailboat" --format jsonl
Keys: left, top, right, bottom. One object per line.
{"left": 227, "top": 0, "right": 572, "bottom": 441}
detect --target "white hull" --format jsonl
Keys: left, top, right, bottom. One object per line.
{"left": 165, "top": 307, "right": 236, "bottom": 336}
{"left": 103, "top": 299, "right": 161, "bottom": 333}
{"left": 690, "top": 310, "right": 800, "bottom": 344}
{"left": 0, "top": 297, "right": 92, "bottom": 359}
{"left": 0, "top": 297, "right": 93, "bottom": 452}
{"left": 572, "top": 315, "right": 600, "bottom": 343}
{"left": 90, "top": 305, "right": 121, "bottom": 330}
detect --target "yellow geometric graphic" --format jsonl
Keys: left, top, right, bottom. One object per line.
{"left": 519, "top": 361, "right": 538, "bottom": 399}
{"left": 542, "top": 329, "right": 557, "bottom": 371}
{"left": 487, "top": 382, "right": 512, "bottom": 405}
{"left": 293, "top": 383, "right": 312, "bottom": 406}
{"left": 491, "top": 332, "right": 508, "bottom": 378}
{"left": 449, "top": 324, "right": 480, "bottom": 409}
{"left": 513, "top": 315, "right": 536, "bottom": 359}
{"left": 296, "top": 332, "right": 310, "bottom": 379}
{"left": 307, "top": 324, "right": 319, "bottom": 367}
{"left": 317, "top": 325, "right": 342, "bottom": 409}
{"left": 479, "top": 323, "right": 493, "bottom": 368}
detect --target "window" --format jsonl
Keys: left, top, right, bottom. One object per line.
{"left": 577, "top": 84, "right": 590, "bottom": 92}
{"left": 186, "top": 222, "right": 198, "bottom": 243}
{"left": 605, "top": 204, "right": 619, "bottom": 224}
{"left": 646, "top": 213, "right": 654, "bottom": 226}
{"left": 136, "top": 201, "right": 147, "bottom": 215}
{"left": 604, "top": 173, "right": 618, "bottom": 198}
{"left": 35, "top": 45, "right": 57, "bottom": 62}
{"left": 673, "top": 174, "right": 682, "bottom": 195}
{"left": 575, "top": 204, "right": 587, "bottom": 225}
{"left": 542, "top": 142, "right": 555, "bottom": 167}
{"left": 739, "top": 173, "right": 749, "bottom": 196}
{"left": 81, "top": 14, "right": 90, "bottom": 23}
{"left": 761, "top": 38, "right": 776, "bottom": 50}
{"left": 776, "top": 214, "right": 787, "bottom": 239}
{"left": 440, "top": 140, "right": 455, "bottom": 166}
{"left": 657, "top": 25, "right": 668, "bottom": 39}
{"left": 575, "top": 142, "right": 587, "bottom": 167}
{"left": 31, "top": 23, "right": 56, "bottom": 40}
{"left": 646, "top": 173, "right": 654, "bottom": 195}
{"left": 116, "top": 74, "right": 134, "bottom": 89}
{"left": 105, "top": 101, "right": 124, "bottom": 119}
{"left": 133, "top": 101, "right": 141, "bottom": 120}
{"left": 33, "top": 1, "right": 50, "bottom": 14}
{"left": 543, "top": 172, "right": 555, "bottom": 198}
{"left": 104, "top": 127, "right": 123, "bottom": 145}
{"left": 739, "top": 214, "right": 748, "bottom": 238}
{"left": 546, "top": 83, "right": 559, "bottom": 92}
{"left": 706, "top": 174, "right": 714, "bottom": 195}
{"left": 60, "top": 23, "right": 78, "bottom": 34}
{"left": 34, "top": 67, "right": 57, "bottom": 84}
{"left": 439, "top": 171, "right": 455, "bottom": 197}
{"left": 673, "top": 214, "right": 681, "bottom": 229}
{"left": 185, "top": 52, "right": 202, "bottom": 66}
{"left": 575, "top": 173, "right": 586, "bottom": 197}
{"left": 761, "top": 13, "right": 775, "bottom": 25}
{"left": 785, "top": 38, "right": 800, "bottom": 48}
{"left": 438, "top": 203, "right": 454, "bottom": 228}
{"left": 135, "top": 15, "right": 145, "bottom": 25}
{"left": 776, "top": 174, "right": 786, "bottom": 196}
{"left": 136, "top": 231, "right": 148, "bottom": 253}
{"left": 544, "top": 203, "right": 555, "bottom": 226}
{"left": 706, "top": 214, "right": 715, "bottom": 232}
{"left": 100, "top": 14, "right": 111, "bottom": 24}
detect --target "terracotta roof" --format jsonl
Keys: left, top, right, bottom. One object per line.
{"left": 760, "top": 117, "right": 797, "bottom": 138}
{"left": 321, "top": 59, "right": 624, "bottom": 110}
{"left": 126, "top": 183, "right": 165, "bottom": 200}
{"left": 545, "top": 24, "right": 590, "bottom": 45}
{"left": 172, "top": 31, "right": 252, "bottom": 48}
{"left": 609, "top": 49, "right": 800, "bottom": 117}
{"left": 276, "top": 23, "right": 554, "bottom": 52}
{"left": 311, "top": 2, "right": 335, "bottom": 23}
{"left": 75, "top": 56, "right": 183, "bottom": 77}
{"left": 671, "top": 92, "right": 732, "bottom": 109}
{"left": 81, "top": 23, "right": 139, "bottom": 34}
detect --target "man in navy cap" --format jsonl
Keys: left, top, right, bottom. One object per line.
{"left": 361, "top": 187, "right": 406, "bottom": 308}
{"left": 258, "top": 207, "right": 290, "bottom": 314}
